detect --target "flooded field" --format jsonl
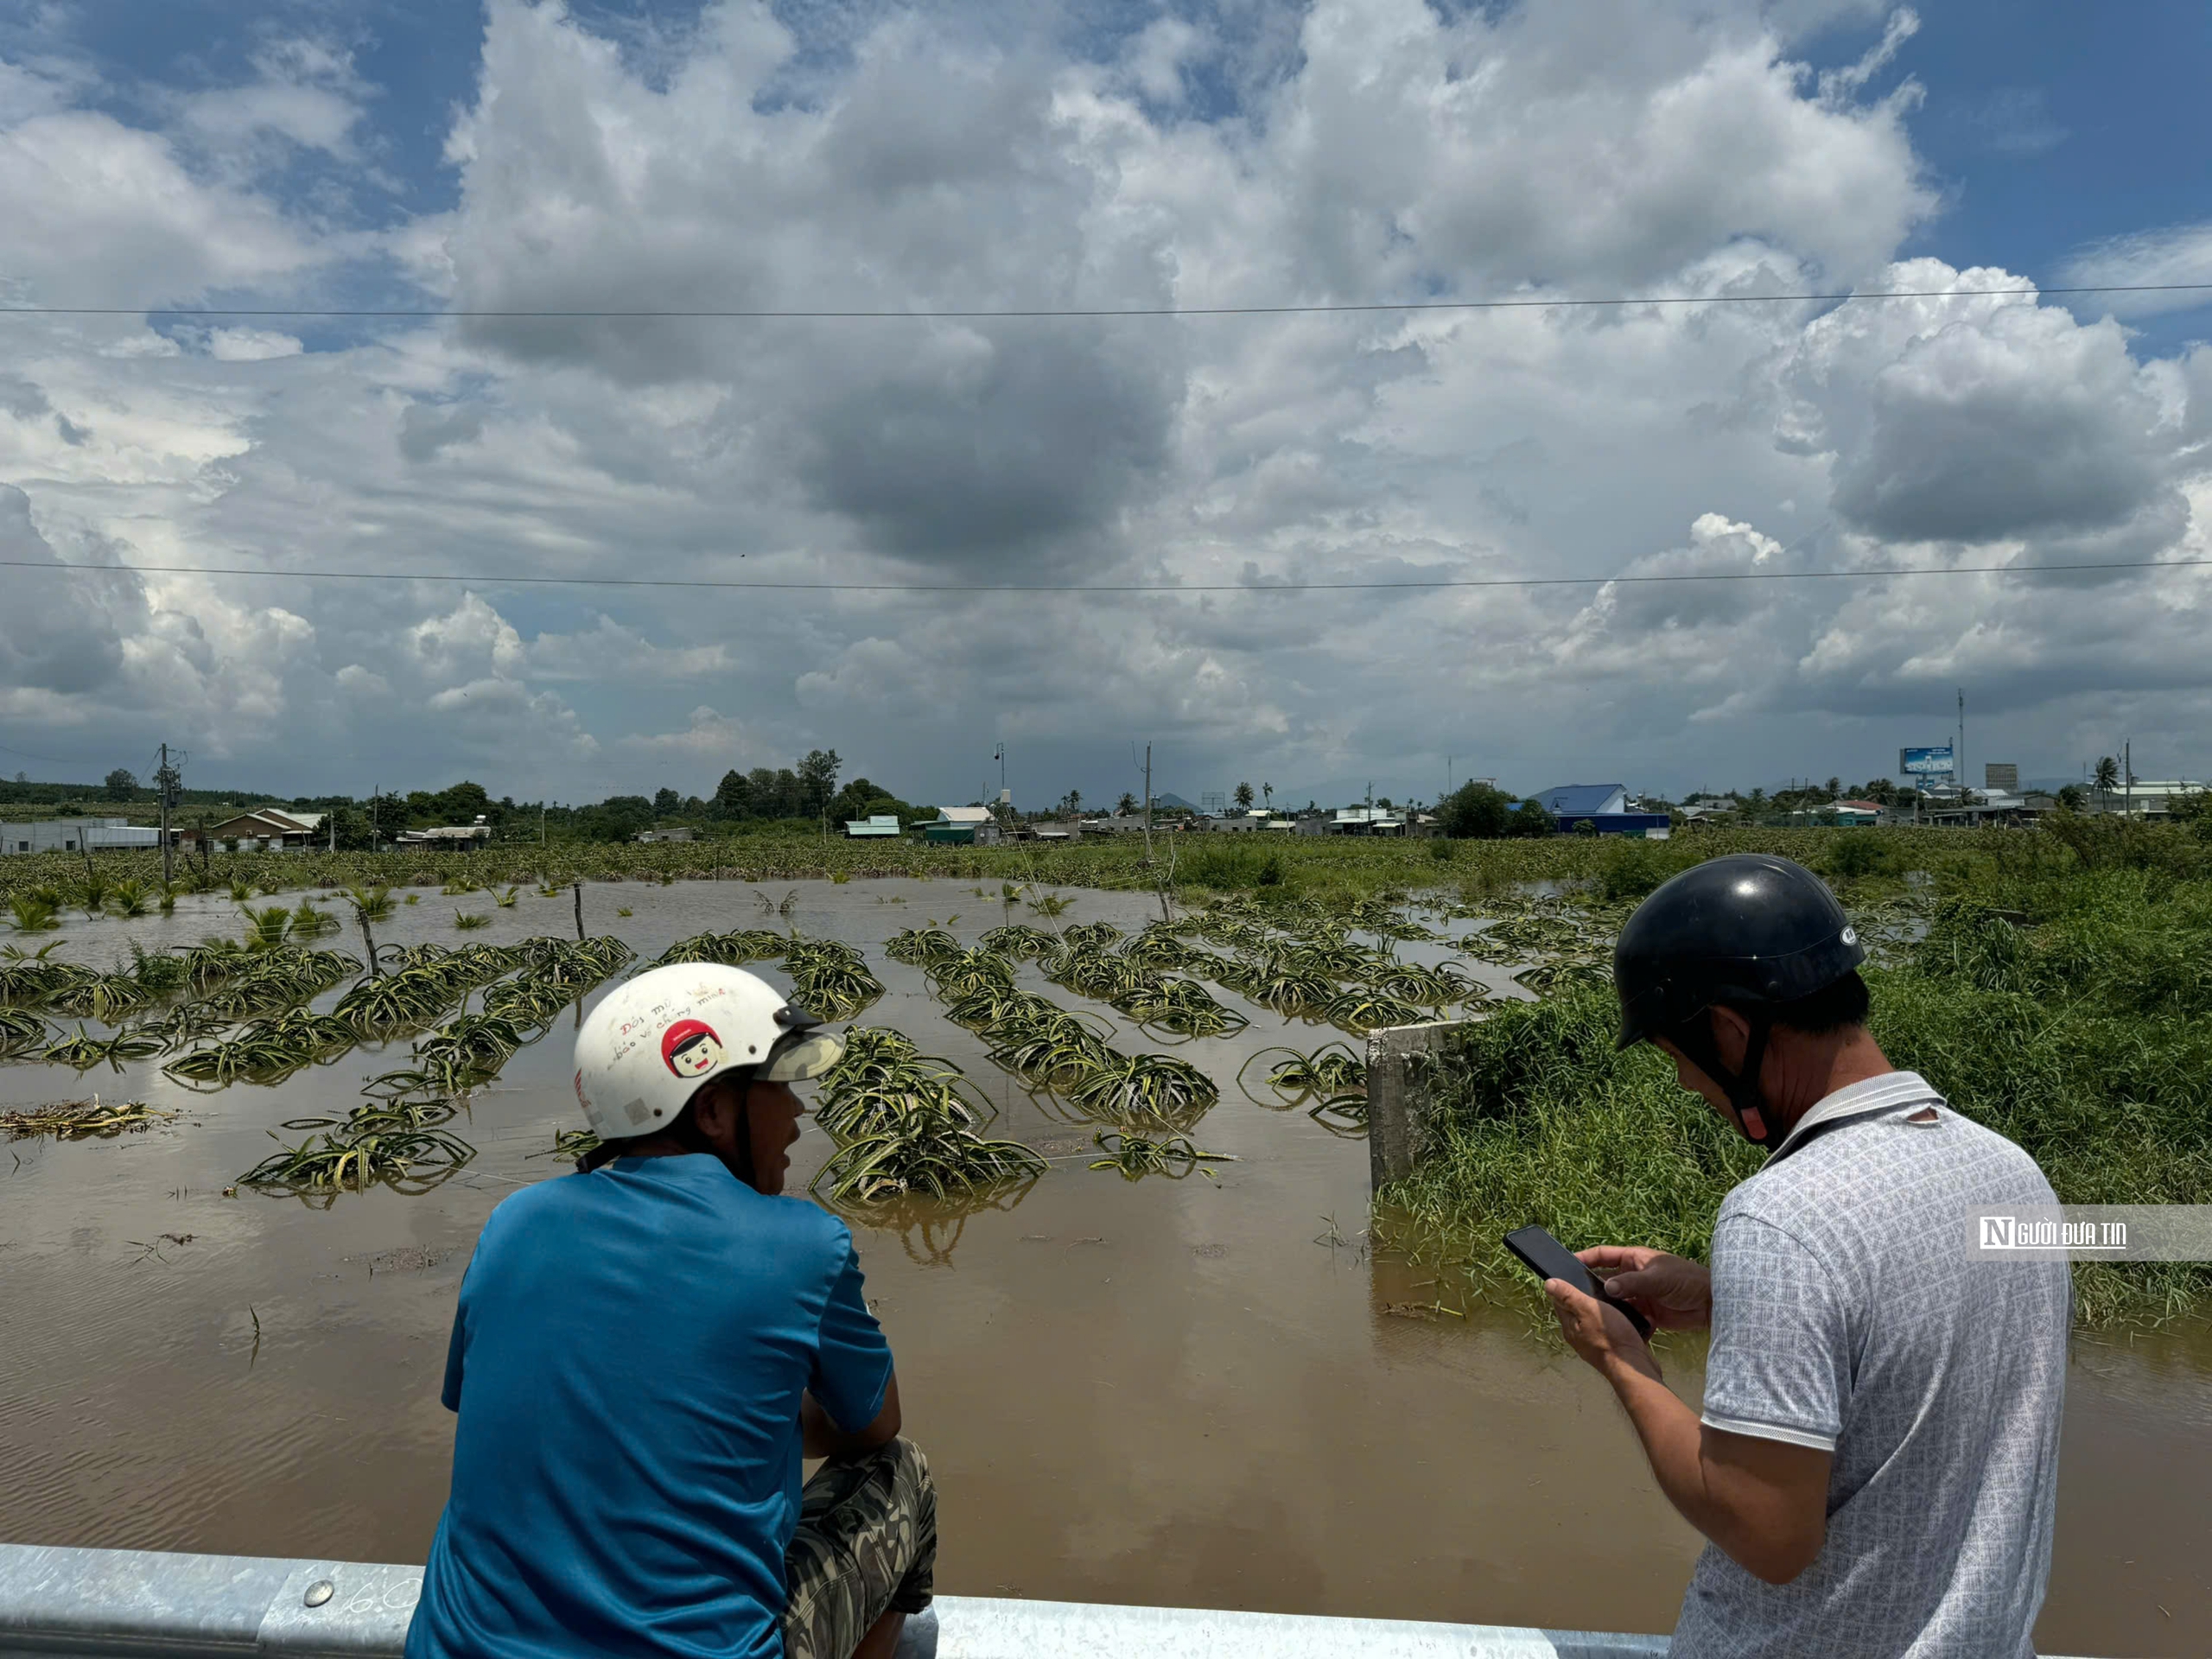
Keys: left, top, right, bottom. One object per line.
{"left": 2, "top": 876, "right": 2207, "bottom": 1656}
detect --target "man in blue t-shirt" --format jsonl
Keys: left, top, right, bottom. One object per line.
{"left": 407, "top": 965, "right": 936, "bottom": 1659}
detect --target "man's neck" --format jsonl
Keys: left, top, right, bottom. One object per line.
{"left": 1762, "top": 1027, "right": 1896, "bottom": 1139}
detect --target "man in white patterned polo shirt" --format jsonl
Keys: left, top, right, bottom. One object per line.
{"left": 1543, "top": 855, "right": 2069, "bottom": 1658}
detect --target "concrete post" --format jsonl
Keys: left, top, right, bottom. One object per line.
{"left": 1365, "top": 1019, "right": 1465, "bottom": 1193}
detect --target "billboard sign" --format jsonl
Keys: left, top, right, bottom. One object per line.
{"left": 1985, "top": 763, "right": 2018, "bottom": 792}
{"left": 1900, "top": 746, "right": 1955, "bottom": 777}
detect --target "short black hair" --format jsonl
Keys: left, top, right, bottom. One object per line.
{"left": 1727, "top": 968, "right": 1870, "bottom": 1036}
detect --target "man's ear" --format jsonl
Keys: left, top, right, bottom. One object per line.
{"left": 688, "top": 1078, "right": 736, "bottom": 1142}
{"left": 1707, "top": 1003, "right": 1752, "bottom": 1071}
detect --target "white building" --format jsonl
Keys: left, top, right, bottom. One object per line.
{"left": 0, "top": 817, "right": 161, "bottom": 855}
{"left": 1325, "top": 807, "right": 1406, "bottom": 836}
{"left": 2091, "top": 779, "right": 2206, "bottom": 818}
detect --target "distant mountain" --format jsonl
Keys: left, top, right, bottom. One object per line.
{"left": 1152, "top": 792, "right": 1198, "bottom": 810}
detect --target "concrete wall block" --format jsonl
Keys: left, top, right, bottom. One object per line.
{"left": 1365, "top": 1020, "right": 1470, "bottom": 1192}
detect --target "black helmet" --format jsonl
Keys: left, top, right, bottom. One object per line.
{"left": 1613, "top": 854, "right": 1864, "bottom": 1052}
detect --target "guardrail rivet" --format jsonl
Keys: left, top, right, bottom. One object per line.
{"left": 303, "top": 1580, "right": 334, "bottom": 1608}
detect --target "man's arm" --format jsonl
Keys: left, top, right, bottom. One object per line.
{"left": 1547, "top": 1281, "right": 1831, "bottom": 1585}
{"left": 803, "top": 1372, "right": 900, "bottom": 1460}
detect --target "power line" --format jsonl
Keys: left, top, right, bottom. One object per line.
{"left": 4, "top": 556, "right": 2208, "bottom": 595}
{"left": 0, "top": 738, "right": 81, "bottom": 764}
{"left": 0, "top": 283, "right": 2206, "bottom": 322}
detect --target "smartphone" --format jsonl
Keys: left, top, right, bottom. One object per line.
{"left": 1503, "top": 1224, "right": 1653, "bottom": 1338}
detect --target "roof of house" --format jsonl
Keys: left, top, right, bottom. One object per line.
{"left": 1533, "top": 784, "right": 1627, "bottom": 817}
{"left": 936, "top": 805, "right": 993, "bottom": 824}
{"left": 1835, "top": 800, "right": 1885, "bottom": 812}
{"left": 212, "top": 808, "right": 322, "bottom": 835}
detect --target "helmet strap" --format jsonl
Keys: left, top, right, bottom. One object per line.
{"left": 580, "top": 1073, "right": 760, "bottom": 1185}
{"left": 1670, "top": 1008, "right": 1783, "bottom": 1153}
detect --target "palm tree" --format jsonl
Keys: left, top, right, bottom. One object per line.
{"left": 1234, "top": 781, "right": 1255, "bottom": 810}
{"left": 1261, "top": 782, "right": 1273, "bottom": 810}
{"left": 2093, "top": 756, "right": 2120, "bottom": 808}
{"left": 1116, "top": 791, "right": 1138, "bottom": 816}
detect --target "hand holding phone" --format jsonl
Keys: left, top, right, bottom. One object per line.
{"left": 1503, "top": 1224, "right": 1654, "bottom": 1339}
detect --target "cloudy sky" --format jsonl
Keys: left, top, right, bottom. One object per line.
{"left": 1, "top": 0, "right": 2208, "bottom": 810}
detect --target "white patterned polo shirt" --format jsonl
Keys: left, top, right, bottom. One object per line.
{"left": 1672, "top": 1071, "right": 2071, "bottom": 1657}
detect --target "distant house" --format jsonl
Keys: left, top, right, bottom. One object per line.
{"left": 0, "top": 817, "right": 161, "bottom": 855}
{"left": 923, "top": 805, "right": 1000, "bottom": 846}
{"left": 1534, "top": 784, "right": 1630, "bottom": 819}
{"left": 397, "top": 819, "right": 493, "bottom": 850}
{"left": 1920, "top": 790, "right": 2033, "bottom": 828}
{"left": 2088, "top": 779, "right": 2208, "bottom": 819}
{"left": 205, "top": 808, "right": 327, "bottom": 849}
{"left": 1530, "top": 783, "right": 1669, "bottom": 838}
{"left": 1325, "top": 807, "right": 1405, "bottom": 836}
{"left": 1833, "top": 800, "right": 1884, "bottom": 823}
{"left": 843, "top": 814, "right": 903, "bottom": 838}
{"left": 635, "top": 827, "right": 696, "bottom": 843}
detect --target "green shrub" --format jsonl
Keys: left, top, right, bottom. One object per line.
{"left": 1824, "top": 834, "right": 1897, "bottom": 880}
{"left": 1595, "top": 838, "right": 1694, "bottom": 903}
{"left": 1179, "top": 844, "right": 1285, "bottom": 890}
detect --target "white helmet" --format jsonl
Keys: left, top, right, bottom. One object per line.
{"left": 573, "top": 963, "right": 846, "bottom": 1144}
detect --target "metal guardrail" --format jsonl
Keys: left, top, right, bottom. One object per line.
{"left": 0, "top": 1543, "right": 1672, "bottom": 1658}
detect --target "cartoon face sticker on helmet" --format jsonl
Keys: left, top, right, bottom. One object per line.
{"left": 661, "top": 1018, "right": 726, "bottom": 1079}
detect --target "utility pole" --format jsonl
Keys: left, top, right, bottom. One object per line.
{"left": 156, "top": 743, "right": 179, "bottom": 887}
{"left": 2125, "top": 741, "right": 2133, "bottom": 820}
{"left": 1956, "top": 688, "right": 1966, "bottom": 807}
{"left": 1141, "top": 744, "right": 1154, "bottom": 866}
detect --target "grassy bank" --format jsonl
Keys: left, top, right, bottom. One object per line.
{"left": 0, "top": 821, "right": 2018, "bottom": 917}
{"left": 1383, "top": 846, "right": 2212, "bottom": 1331}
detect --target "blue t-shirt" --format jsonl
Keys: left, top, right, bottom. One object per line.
{"left": 406, "top": 1154, "right": 893, "bottom": 1659}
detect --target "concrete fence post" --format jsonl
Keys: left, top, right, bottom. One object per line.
{"left": 1365, "top": 1020, "right": 1465, "bottom": 1194}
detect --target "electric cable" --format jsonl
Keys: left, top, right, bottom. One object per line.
{"left": 3, "top": 556, "right": 2207, "bottom": 595}
{"left": 0, "top": 283, "right": 2206, "bottom": 321}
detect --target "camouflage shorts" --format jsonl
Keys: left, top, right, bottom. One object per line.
{"left": 782, "top": 1437, "right": 937, "bottom": 1659}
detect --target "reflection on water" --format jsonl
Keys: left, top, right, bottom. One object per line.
{"left": 0, "top": 878, "right": 2208, "bottom": 1655}
{"left": 843, "top": 1183, "right": 1044, "bottom": 1270}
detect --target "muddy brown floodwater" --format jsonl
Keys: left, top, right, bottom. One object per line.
{"left": 2, "top": 878, "right": 2207, "bottom": 1656}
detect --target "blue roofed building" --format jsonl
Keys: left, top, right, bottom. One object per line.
{"left": 1533, "top": 784, "right": 1630, "bottom": 819}
{"left": 1527, "top": 783, "right": 1671, "bottom": 838}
